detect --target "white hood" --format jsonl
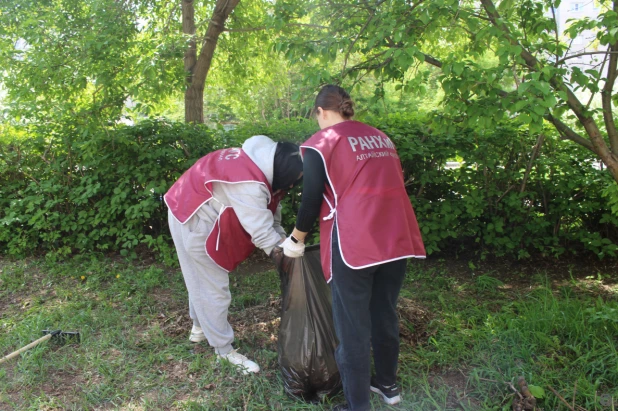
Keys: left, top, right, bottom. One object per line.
{"left": 242, "top": 135, "right": 277, "bottom": 186}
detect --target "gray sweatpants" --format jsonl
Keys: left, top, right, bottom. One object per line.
{"left": 168, "top": 209, "right": 234, "bottom": 355}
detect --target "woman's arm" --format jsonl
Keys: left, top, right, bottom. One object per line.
{"left": 291, "top": 149, "right": 327, "bottom": 242}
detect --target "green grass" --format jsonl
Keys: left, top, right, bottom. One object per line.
{"left": 1, "top": 254, "right": 618, "bottom": 410}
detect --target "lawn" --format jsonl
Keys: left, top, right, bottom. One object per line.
{"left": 1, "top": 252, "right": 617, "bottom": 410}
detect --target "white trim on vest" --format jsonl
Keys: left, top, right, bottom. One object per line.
{"left": 335, "top": 220, "right": 426, "bottom": 270}
{"left": 164, "top": 195, "right": 211, "bottom": 225}
{"left": 301, "top": 144, "right": 426, "bottom": 276}
{"left": 165, "top": 179, "right": 271, "bottom": 225}
{"left": 326, "top": 219, "right": 335, "bottom": 284}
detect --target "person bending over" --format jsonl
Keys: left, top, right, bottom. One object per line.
{"left": 166, "top": 135, "right": 303, "bottom": 374}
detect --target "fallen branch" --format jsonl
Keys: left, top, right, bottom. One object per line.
{"left": 508, "top": 381, "right": 524, "bottom": 400}
{"left": 548, "top": 385, "right": 576, "bottom": 411}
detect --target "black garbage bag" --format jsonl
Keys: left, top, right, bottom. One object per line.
{"left": 272, "top": 244, "right": 342, "bottom": 402}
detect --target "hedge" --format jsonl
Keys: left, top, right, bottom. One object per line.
{"left": 1, "top": 115, "right": 616, "bottom": 262}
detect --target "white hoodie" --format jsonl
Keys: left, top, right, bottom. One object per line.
{"left": 193, "top": 135, "right": 286, "bottom": 255}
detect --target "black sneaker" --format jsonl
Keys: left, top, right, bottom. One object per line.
{"left": 370, "top": 377, "right": 401, "bottom": 405}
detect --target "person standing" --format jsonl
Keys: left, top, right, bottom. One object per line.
{"left": 166, "top": 135, "right": 303, "bottom": 374}
{"left": 281, "top": 85, "right": 426, "bottom": 410}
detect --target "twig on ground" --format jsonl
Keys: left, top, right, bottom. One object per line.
{"left": 548, "top": 385, "right": 576, "bottom": 411}
{"left": 508, "top": 381, "right": 524, "bottom": 400}
{"left": 476, "top": 376, "right": 500, "bottom": 383}
{"left": 163, "top": 315, "right": 178, "bottom": 324}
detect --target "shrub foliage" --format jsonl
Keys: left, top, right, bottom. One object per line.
{"left": 1, "top": 116, "right": 616, "bottom": 260}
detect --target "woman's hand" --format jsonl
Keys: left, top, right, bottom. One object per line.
{"left": 281, "top": 235, "right": 305, "bottom": 258}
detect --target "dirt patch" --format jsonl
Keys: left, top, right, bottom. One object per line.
{"left": 159, "top": 310, "right": 193, "bottom": 339}
{"left": 1, "top": 365, "right": 85, "bottom": 410}
{"left": 154, "top": 288, "right": 282, "bottom": 351}
{"left": 136, "top": 285, "right": 192, "bottom": 339}
{"left": 398, "top": 297, "right": 435, "bottom": 346}
{"left": 0, "top": 263, "right": 44, "bottom": 321}
{"left": 40, "top": 368, "right": 85, "bottom": 398}
{"left": 158, "top": 359, "right": 193, "bottom": 382}
{"left": 150, "top": 286, "right": 184, "bottom": 309}
{"left": 0, "top": 363, "right": 23, "bottom": 410}
{"left": 425, "top": 369, "right": 484, "bottom": 410}
{"left": 229, "top": 296, "right": 281, "bottom": 351}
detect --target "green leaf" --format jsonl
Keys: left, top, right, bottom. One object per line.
{"left": 513, "top": 100, "right": 528, "bottom": 112}
{"left": 527, "top": 385, "right": 545, "bottom": 399}
{"left": 518, "top": 82, "right": 531, "bottom": 94}
{"left": 419, "top": 10, "right": 431, "bottom": 24}
{"left": 452, "top": 62, "right": 464, "bottom": 76}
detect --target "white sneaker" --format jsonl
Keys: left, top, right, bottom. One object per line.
{"left": 216, "top": 349, "right": 260, "bottom": 374}
{"left": 189, "top": 325, "right": 206, "bottom": 343}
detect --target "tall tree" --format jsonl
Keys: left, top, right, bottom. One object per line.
{"left": 182, "top": 0, "right": 240, "bottom": 123}
{"left": 277, "top": 0, "right": 618, "bottom": 183}
{"left": 0, "top": 0, "right": 184, "bottom": 127}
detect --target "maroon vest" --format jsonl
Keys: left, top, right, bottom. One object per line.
{"left": 164, "top": 148, "right": 280, "bottom": 272}
{"left": 301, "top": 121, "right": 426, "bottom": 282}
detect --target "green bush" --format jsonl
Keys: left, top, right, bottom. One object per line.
{"left": 0, "top": 119, "right": 221, "bottom": 259}
{"left": 367, "top": 114, "right": 618, "bottom": 258}
{"left": 1, "top": 115, "right": 616, "bottom": 261}
{"left": 219, "top": 118, "right": 318, "bottom": 146}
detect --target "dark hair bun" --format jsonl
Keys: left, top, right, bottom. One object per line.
{"left": 314, "top": 85, "right": 355, "bottom": 119}
{"left": 340, "top": 99, "right": 354, "bottom": 118}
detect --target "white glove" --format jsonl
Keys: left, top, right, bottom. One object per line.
{"left": 281, "top": 236, "right": 305, "bottom": 258}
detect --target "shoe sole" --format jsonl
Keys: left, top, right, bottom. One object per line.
{"left": 370, "top": 386, "right": 401, "bottom": 405}
{"left": 215, "top": 357, "right": 259, "bottom": 375}
{"left": 189, "top": 334, "right": 206, "bottom": 343}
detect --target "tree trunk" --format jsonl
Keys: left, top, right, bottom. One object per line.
{"left": 598, "top": 149, "right": 618, "bottom": 183}
{"left": 185, "top": 84, "right": 204, "bottom": 124}
{"left": 182, "top": 0, "right": 199, "bottom": 122}
{"left": 182, "top": 0, "right": 240, "bottom": 123}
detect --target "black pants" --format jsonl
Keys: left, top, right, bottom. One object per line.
{"left": 331, "top": 232, "right": 407, "bottom": 411}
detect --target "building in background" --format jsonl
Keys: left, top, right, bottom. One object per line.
{"left": 550, "top": 1, "right": 607, "bottom": 72}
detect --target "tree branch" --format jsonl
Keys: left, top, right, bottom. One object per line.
{"left": 341, "top": 10, "right": 376, "bottom": 77}
{"left": 545, "top": 113, "right": 594, "bottom": 151}
{"left": 520, "top": 133, "right": 545, "bottom": 193}
{"left": 586, "top": 50, "right": 609, "bottom": 110}
{"left": 164, "top": 2, "right": 180, "bottom": 35}
{"left": 512, "top": 62, "right": 521, "bottom": 87}
{"left": 223, "top": 26, "right": 267, "bottom": 32}
{"left": 420, "top": 53, "right": 443, "bottom": 68}
{"left": 465, "top": 10, "right": 492, "bottom": 21}
{"left": 193, "top": 0, "right": 240, "bottom": 92}
{"left": 480, "top": 0, "right": 540, "bottom": 71}
{"left": 602, "top": 5, "right": 618, "bottom": 154}
{"left": 556, "top": 50, "right": 618, "bottom": 65}
{"left": 480, "top": 0, "right": 611, "bottom": 159}
{"left": 550, "top": 6, "right": 560, "bottom": 64}
{"left": 223, "top": 23, "right": 329, "bottom": 32}
{"left": 182, "top": 0, "right": 196, "bottom": 76}
{"left": 341, "top": 49, "right": 393, "bottom": 76}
